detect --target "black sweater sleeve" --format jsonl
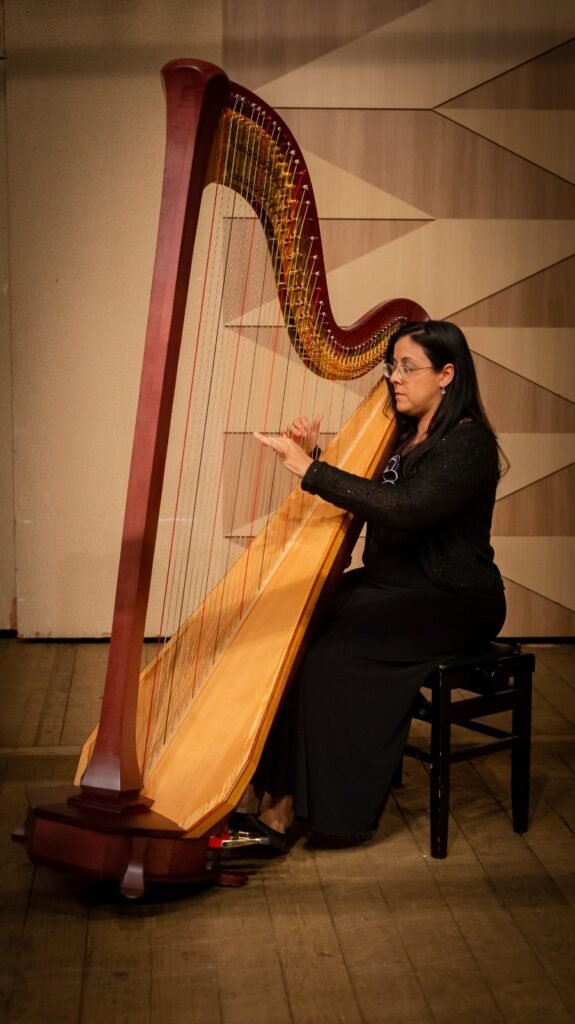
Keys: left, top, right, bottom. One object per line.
{"left": 300, "top": 423, "right": 499, "bottom": 531}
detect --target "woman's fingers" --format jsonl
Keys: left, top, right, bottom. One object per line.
{"left": 253, "top": 431, "right": 281, "bottom": 451}
{"left": 253, "top": 432, "right": 313, "bottom": 478}
{"left": 254, "top": 432, "right": 293, "bottom": 458}
{"left": 285, "top": 424, "right": 303, "bottom": 440}
{"left": 288, "top": 418, "right": 308, "bottom": 439}
{"left": 254, "top": 411, "right": 323, "bottom": 465}
{"left": 282, "top": 412, "right": 324, "bottom": 453}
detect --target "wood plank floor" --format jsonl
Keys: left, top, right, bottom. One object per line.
{"left": 0, "top": 640, "right": 574, "bottom": 1023}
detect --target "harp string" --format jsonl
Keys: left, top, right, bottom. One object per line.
{"left": 142, "top": 115, "right": 232, "bottom": 765}
{"left": 240, "top": 143, "right": 306, "bottom": 611}
{"left": 220, "top": 108, "right": 296, "bottom": 622}
{"left": 186, "top": 107, "right": 268, "bottom": 699}
{"left": 157, "top": 101, "right": 260, "bottom": 743}
{"left": 143, "top": 98, "right": 288, "bottom": 762}
{"left": 187, "top": 102, "right": 258, "bottom": 633}
{"left": 146, "top": 98, "right": 251, "bottom": 756}
{"left": 222, "top": 165, "right": 280, "bottom": 606}
{"left": 139, "top": 93, "right": 395, "bottom": 773}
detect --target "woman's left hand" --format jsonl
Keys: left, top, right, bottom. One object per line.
{"left": 254, "top": 432, "right": 314, "bottom": 478}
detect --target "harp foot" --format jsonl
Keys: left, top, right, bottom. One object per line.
{"left": 119, "top": 836, "right": 150, "bottom": 898}
{"left": 12, "top": 785, "right": 230, "bottom": 896}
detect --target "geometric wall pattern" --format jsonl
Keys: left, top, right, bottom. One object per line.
{"left": 224, "top": 0, "right": 575, "bottom": 636}
{"left": 2, "top": 1, "right": 573, "bottom": 637}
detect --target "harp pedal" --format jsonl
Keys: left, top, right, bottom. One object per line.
{"left": 208, "top": 829, "right": 272, "bottom": 849}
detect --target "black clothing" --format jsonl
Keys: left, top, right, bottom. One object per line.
{"left": 302, "top": 420, "right": 502, "bottom": 595}
{"left": 255, "top": 420, "right": 506, "bottom": 837}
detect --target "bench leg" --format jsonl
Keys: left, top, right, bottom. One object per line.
{"left": 392, "top": 755, "right": 403, "bottom": 787}
{"left": 511, "top": 664, "right": 532, "bottom": 833}
{"left": 430, "top": 671, "right": 451, "bottom": 858}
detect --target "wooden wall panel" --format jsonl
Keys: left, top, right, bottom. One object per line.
{"left": 3, "top": 0, "right": 574, "bottom": 636}
{"left": 493, "top": 467, "right": 575, "bottom": 535}
{"left": 473, "top": 358, "right": 575, "bottom": 433}
{"left": 223, "top": 0, "right": 429, "bottom": 90}
{"left": 457, "top": 257, "right": 575, "bottom": 326}
{"left": 276, "top": 108, "right": 575, "bottom": 218}
{"left": 223, "top": 0, "right": 575, "bottom": 637}
{"left": 253, "top": 0, "right": 575, "bottom": 109}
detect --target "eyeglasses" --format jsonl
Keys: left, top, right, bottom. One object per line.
{"left": 383, "top": 361, "right": 434, "bottom": 382}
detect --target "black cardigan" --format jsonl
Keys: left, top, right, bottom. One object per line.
{"left": 301, "top": 420, "right": 504, "bottom": 595}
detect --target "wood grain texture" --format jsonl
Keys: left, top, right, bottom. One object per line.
{"left": 1, "top": 641, "right": 575, "bottom": 1022}
{"left": 394, "top": 761, "right": 574, "bottom": 1023}
{"left": 223, "top": 0, "right": 429, "bottom": 89}
{"left": 456, "top": 257, "right": 575, "bottom": 327}
{"left": 499, "top": 580, "right": 575, "bottom": 638}
{"left": 493, "top": 466, "right": 575, "bottom": 536}
{"left": 442, "top": 38, "right": 575, "bottom": 111}
{"left": 280, "top": 108, "right": 575, "bottom": 219}
{"left": 474, "top": 356, "right": 575, "bottom": 433}
{"left": 74, "top": 386, "right": 398, "bottom": 837}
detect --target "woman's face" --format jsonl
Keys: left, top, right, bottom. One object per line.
{"left": 389, "top": 335, "right": 454, "bottom": 422}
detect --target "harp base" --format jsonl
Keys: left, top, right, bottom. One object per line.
{"left": 67, "top": 786, "right": 154, "bottom": 815}
{"left": 12, "top": 785, "right": 246, "bottom": 898}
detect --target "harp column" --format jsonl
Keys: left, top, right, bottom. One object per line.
{"left": 77, "top": 61, "right": 231, "bottom": 810}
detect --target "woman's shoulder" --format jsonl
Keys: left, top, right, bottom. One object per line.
{"left": 398, "top": 418, "right": 501, "bottom": 484}
{"left": 443, "top": 419, "right": 496, "bottom": 447}
{"left": 437, "top": 419, "right": 500, "bottom": 471}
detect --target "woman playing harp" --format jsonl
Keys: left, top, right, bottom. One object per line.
{"left": 251, "top": 320, "right": 506, "bottom": 849}
{"left": 15, "top": 58, "right": 441, "bottom": 892}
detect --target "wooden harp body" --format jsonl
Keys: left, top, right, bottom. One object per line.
{"left": 14, "top": 60, "right": 427, "bottom": 895}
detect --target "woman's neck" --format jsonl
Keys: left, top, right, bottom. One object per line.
{"left": 415, "top": 409, "right": 435, "bottom": 439}
{"left": 401, "top": 413, "right": 432, "bottom": 453}
{"left": 407, "top": 423, "right": 429, "bottom": 449}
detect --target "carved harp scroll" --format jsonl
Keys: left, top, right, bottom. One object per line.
{"left": 15, "top": 59, "right": 427, "bottom": 888}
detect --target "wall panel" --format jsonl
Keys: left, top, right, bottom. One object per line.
{"left": 5, "top": 0, "right": 223, "bottom": 635}
{"left": 0, "top": 25, "right": 16, "bottom": 629}
{"left": 4, "top": 0, "right": 574, "bottom": 636}
{"left": 224, "top": 0, "right": 575, "bottom": 637}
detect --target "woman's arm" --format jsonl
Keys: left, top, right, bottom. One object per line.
{"left": 301, "top": 423, "right": 498, "bottom": 531}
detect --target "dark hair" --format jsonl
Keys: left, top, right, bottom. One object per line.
{"left": 385, "top": 320, "right": 505, "bottom": 475}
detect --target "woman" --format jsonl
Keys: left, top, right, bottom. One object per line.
{"left": 246, "top": 320, "right": 506, "bottom": 849}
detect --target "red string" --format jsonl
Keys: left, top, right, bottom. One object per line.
{"left": 142, "top": 128, "right": 226, "bottom": 768}
{"left": 239, "top": 153, "right": 299, "bottom": 617}
{"left": 188, "top": 211, "right": 260, "bottom": 696}
{"left": 278, "top": 172, "right": 314, "bottom": 551}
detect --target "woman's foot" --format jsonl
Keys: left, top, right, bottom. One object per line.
{"left": 259, "top": 794, "right": 294, "bottom": 835}
{"left": 230, "top": 813, "right": 290, "bottom": 853}
{"left": 258, "top": 811, "right": 291, "bottom": 835}
{"left": 228, "top": 795, "right": 294, "bottom": 853}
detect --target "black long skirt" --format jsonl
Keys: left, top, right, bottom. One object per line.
{"left": 254, "top": 558, "right": 506, "bottom": 837}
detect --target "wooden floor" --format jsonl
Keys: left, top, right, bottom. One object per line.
{"left": 1, "top": 640, "right": 574, "bottom": 1024}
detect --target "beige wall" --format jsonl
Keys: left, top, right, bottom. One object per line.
{"left": 2, "top": 0, "right": 574, "bottom": 636}
{"left": 1, "top": 10, "right": 16, "bottom": 630}
{"left": 4, "top": 0, "right": 222, "bottom": 635}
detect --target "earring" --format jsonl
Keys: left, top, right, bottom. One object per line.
{"left": 441, "top": 386, "right": 446, "bottom": 395}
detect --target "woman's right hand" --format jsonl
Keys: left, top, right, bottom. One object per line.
{"left": 284, "top": 413, "right": 323, "bottom": 455}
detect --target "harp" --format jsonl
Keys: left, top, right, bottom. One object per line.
{"left": 14, "top": 59, "right": 427, "bottom": 895}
